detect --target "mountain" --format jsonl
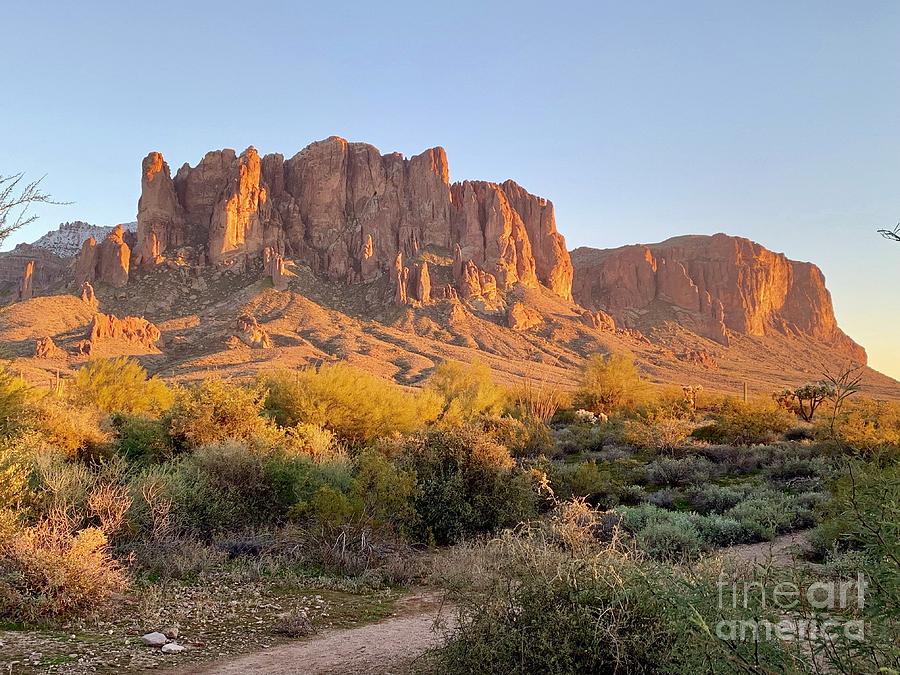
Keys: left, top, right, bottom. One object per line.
{"left": 571, "top": 234, "right": 865, "bottom": 363}
{"left": 31, "top": 221, "right": 137, "bottom": 258}
{"left": 1, "top": 136, "right": 895, "bottom": 399}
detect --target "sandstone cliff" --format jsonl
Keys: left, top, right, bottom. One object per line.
{"left": 134, "top": 137, "right": 573, "bottom": 302}
{"left": 571, "top": 234, "right": 866, "bottom": 362}
{"left": 74, "top": 225, "right": 131, "bottom": 287}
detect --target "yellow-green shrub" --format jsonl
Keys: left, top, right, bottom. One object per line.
{"left": 69, "top": 357, "right": 172, "bottom": 416}
{"left": 832, "top": 398, "right": 900, "bottom": 453}
{"left": 427, "top": 360, "right": 507, "bottom": 426}
{"left": 623, "top": 412, "right": 694, "bottom": 452}
{"left": 166, "top": 378, "right": 278, "bottom": 449}
{"left": 0, "top": 367, "right": 30, "bottom": 435}
{"left": 574, "top": 353, "right": 649, "bottom": 415}
{"left": 261, "top": 365, "right": 441, "bottom": 443}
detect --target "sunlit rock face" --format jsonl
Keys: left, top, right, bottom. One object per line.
{"left": 135, "top": 137, "right": 574, "bottom": 300}
{"left": 571, "top": 233, "right": 866, "bottom": 363}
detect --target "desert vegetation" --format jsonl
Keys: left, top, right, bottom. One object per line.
{"left": 0, "top": 355, "right": 897, "bottom": 672}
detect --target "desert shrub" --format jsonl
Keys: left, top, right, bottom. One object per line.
{"left": 723, "top": 490, "right": 811, "bottom": 541}
{"left": 27, "top": 397, "right": 110, "bottom": 459}
{"left": 166, "top": 378, "right": 277, "bottom": 449}
{"left": 698, "top": 398, "right": 793, "bottom": 446}
{"left": 689, "top": 513, "right": 752, "bottom": 547}
{"left": 351, "top": 450, "right": 418, "bottom": 533}
{"left": 645, "top": 455, "right": 717, "bottom": 486}
{"left": 110, "top": 414, "right": 174, "bottom": 463}
{"left": 159, "top": 442, "right": 282, "bottom": 533}
{"left": 509, "top": 378, "right": 569, "bottom": 426}
{"left": 648, "top": 487, "right": 681, "bottom": 510}
{"left": 696, "top": 444, "right": 762, "bottom": 474}
{"left": 812, "top": 460, "right": 899, "bottom": 633}
{"left": 685, "top": 483, "right": 745, "bottom": 514}
{"left": 623, "top": 411, "right": 693, "bottom": 451}
{"left": 636, "top": 520, "right": 703, "bottom": 561}
{"left": 397, "top": 428, "right": 537, "bottom": 544}
{"left": 553, "top": 423, "right": 609, "bottom": 455}
{"left": 261, "top": 366, "right": 441, "bottom": 443}
{"left": 0, "top": 516, "right": 127, "bottom": 622}
{"left": 0, "top": 367, "right": 30, "bottom": 435}
{"left": 69, "top": 358, "right": 172, "bottom": 416}
{"left": 482, "top": 415, "right": 553, "bottom": 457}
{"left": 282, "top": 423, "right": 344, "bottom": 463}
{"left": 574, "top": 353, "right": 648, "bottom": 415}
{"left": 550, "top": 460, "right": 612, "bottom": 504}
{"left": 427, "top": 360, "right": 507, "bottom": 426}
{"left": 832, "top": 398, "right": 900, "bottom": 453}
{"left": 430, "top": 524, "right": 798, "bottom": 673}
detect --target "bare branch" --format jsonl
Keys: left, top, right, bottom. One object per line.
{"left": 0, "top": 173, "right": 66, "bottom": 247}
{"left": 877, "top": 222, "right": 900, "bottom": 242}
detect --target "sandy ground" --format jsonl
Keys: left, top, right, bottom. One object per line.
{"left": 721, "top": 530, "right": 814, "bottom": 567}
{"left": 182, "top": 591, "right": 454, "bottom": 675}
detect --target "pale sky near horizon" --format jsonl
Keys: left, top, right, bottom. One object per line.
{"left": 2, "top": 1, "right": 898, "bottom": 378}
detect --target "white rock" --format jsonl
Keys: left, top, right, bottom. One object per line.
{"left": 141, "top": 632, "right": 167, "bottom": 647}
{"left": 161, "top": 643, "right": 185, "bottom": 654}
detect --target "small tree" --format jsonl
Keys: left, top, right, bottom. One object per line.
{"left": 773, "top": 382, "right": 834, "bottom": 422}
{"left": 824, "top": 363, "right": 864, "bottom": 436}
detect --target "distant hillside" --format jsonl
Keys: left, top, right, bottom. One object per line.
{"left": 31, "top": 220, "right": 136, "bottom": 258}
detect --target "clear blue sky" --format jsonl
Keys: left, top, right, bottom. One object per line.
{"left": 2, "top": 1, "right": 898, "bottom": 378}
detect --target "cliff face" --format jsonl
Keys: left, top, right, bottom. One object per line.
{"left": 571, "top": 234, "right": 866, "bottom": 363}
{"left": 134, "top": 137, "right": 573, "bottom": 301}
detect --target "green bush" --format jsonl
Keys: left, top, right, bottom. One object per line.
{"left": 397, "top": 428, "right": 537, "bottom": 544}
{"left": 636, "top": 520, "right": 703, "bottom": 561}
{"left": 110, "top": 414, "right": 174, "bottom": 464}
{"left": 261, "top": 365, "right": 441, "bottom": 443}
{"left": 697, "top": 398, "right": 793, "bottom": 446}
{"left": 69, "top": 358, "right": 173, "bottom": 416}
{"left": 0, "top": 368, "right": 30, "bottom": 435}
{"left": 645, "top": 455, "right": 717, "bottom": 486}
{"left": 430, "top": 525, "right": 798, "bottom": 674}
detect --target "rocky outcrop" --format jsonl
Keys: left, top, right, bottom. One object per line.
{"left": 571, "top": 234, "right": 865, "bottom": 362}
{"left": 17, "top": 260, "right": 34, "bottom": 301}
{"left": 135, "top": 137, "right": 574, "bottom": 301}
{"left": 88, "top": 313, "right": 161, "bottom": 350}
{"left": 80, "top": 281, "right": 97, "bottom": 306}
{"left": 262, "top": 247, "right": 290, "bottom": 291}
{"left": 235, "top": 314, "right": 272, "bottom": 348}
{"left": 579, "top": 308, "right": 617, "bottom": 331}
{"left": 507, "top": 302, "right": 543, "bottom": 331}
{"left": 34, "top": 336, "right": 64, "bottom": 359}
{"left": 0, "top": 245, "right": 66, "bottom": 300}
{"left": 73, "top": 225, "right": 131, "bottom": 287}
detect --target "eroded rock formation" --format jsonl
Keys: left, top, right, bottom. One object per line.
{"left": 73, "top": 225, "right": 131, "bottom": 288}
{"left": 235, "top": 314, "right": 273, "bottom": 348}
{"left": 135, "top": 137, "right": 573, "bottom": 302}
{"left": 571, "top": 234, "right": 865, "bottom": 362}
{"left": 17, "top": 260, "right": 34, "bottom": 301}
{"left": 34, "top": 336, "right": 64, "bottom": 359}
{"left": 507, "top": 302, "right": 543, "bottom": 331}
{"left": 88, "top": 313, "right": 161, "bottom": 350}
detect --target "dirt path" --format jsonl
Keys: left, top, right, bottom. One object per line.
{"left": 721, "top": 530, "right": 814, "bottom": 567}
{"left": 183, "top": 591, "right": 454, "bottom": 675}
